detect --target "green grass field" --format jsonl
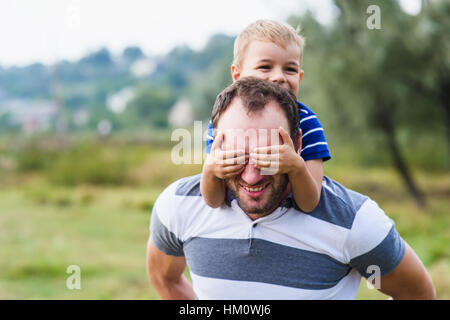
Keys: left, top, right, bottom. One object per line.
{"left": 0, "top": 146, "right": 448, "bottom": 299}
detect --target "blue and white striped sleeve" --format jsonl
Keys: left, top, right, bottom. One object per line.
{"left": 344, "top": 198, "right": 405, "bottom": 278}
{"left": 297, "top": 102, "right": 331, "bottom": 162}
{"left": 205, "top": 121, "right": 214, "bottom": 154}
{"left": 150, "top": 182, "right": 185, "bottom": 256}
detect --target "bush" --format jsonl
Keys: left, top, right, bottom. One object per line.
{"left": 46, "top": 143, "right": 130, "bottom": 186}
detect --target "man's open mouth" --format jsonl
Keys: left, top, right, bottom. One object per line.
{"left": 240, "top": 182, "right": 270, "bottom": 197}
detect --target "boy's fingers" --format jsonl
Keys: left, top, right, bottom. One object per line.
{"left": 210, "top": 131, "right": 224, "bottom": 152}
{"left": 252, "top": 145, "right": 280, "bottom": 155}
{"left": 260, "top": 167, "right": 279, "bottom": 175}
{"left": 253, "top": 160, "right": 272, "bottom": 168}
{"left": 250, "top": 153, "right": 279, "bottom": 162}
{"left": 220, "top": 155, "right": 246, "bottom": 165}
{"left": 222, "top": 164, "right": 245, "bottom": 174}
{"left": 222, "top": 149, "right": 245, "bottom": 159}
{"left": 213, "top": 148, "right": 244, "bottom": 160}
{"left": 224, "top": 166, "right": 246, "bottom": 178}
{"left": 279, "top": 127, "right": 294, "bottom": 148}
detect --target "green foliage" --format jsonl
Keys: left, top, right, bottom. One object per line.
{"left": 122, "top": 46, "right": 144, "bottom": 62}
{"left": 122, "top": 85, "right": 176, "bottom": 128}
{"left": 6, "top": 137, "right": 148, "bottom": 186}
{"left": 0, "top": 63, "right": 51, "bottom": 98}
{"left": 45, "top": 142, "right": 136, "bottom": 186}
{"left": 80, "top": 48, "right": 113, "bottom": 68}
{"left": 288, "top": 0, "right": 449, "bottom": 177}
{"left": 188, "top": 49, "right": 234, "bottom": 121}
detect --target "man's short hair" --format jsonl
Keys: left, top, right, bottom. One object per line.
{"left": 233, "top": 19, "right": 305, "bottom": 69}
{"left": 211, "top": 77, "right": 300, "bottom": 151}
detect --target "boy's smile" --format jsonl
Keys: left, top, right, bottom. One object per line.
{"left": 232, "top": 40, "right": 304, "bottom": 96}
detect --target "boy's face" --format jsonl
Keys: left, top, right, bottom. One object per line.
{"left": 232, "top": 40, "right": 304, "bottom": 96}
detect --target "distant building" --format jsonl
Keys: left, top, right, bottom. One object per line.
{"left": 130, "top": 58, "right": 156, "bottom": 78}
{"left": 106, "top": 87, "right": 136, "bottom": 114}
{"left": 73, "top": 109, "right": 89, "bottom": 127}
{"left": 0, "top": 99, "right": 58, "bottom": 134}
{"left": 97, "top": 119, "right": 112, "bottom": 136}
{"left": 168, "top": 97, "right": 193, "bottom": 128}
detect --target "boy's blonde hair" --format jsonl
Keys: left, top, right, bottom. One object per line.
{"left": 233, "top": 19, "right": 305, "bottom": 69}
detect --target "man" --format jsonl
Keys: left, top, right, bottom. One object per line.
{"left": 146, "top": 77, "right": 435, "bottom": 300}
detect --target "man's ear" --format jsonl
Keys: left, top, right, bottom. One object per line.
{"left": 231, "top": 64, "right": 240, "bottom": 82}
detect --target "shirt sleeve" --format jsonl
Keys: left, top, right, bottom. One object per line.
{"left": 297, "top": 102, "right": 331, "bottom": 162}
{"left": 204, "top": 120, "right": 214, "bottom": 154}
{"left": 149, "top": 183, "right": 185, "bottom": 256}
{"left": 344, "top": 198, "right": 405, "bottom": 278}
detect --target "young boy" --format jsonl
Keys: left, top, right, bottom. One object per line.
{"left": 201, "top": 19, "right": 331, "bottom": 212}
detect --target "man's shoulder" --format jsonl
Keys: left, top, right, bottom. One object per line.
{"left": 307, "top": 176, "right": 370, "bottom": 230}
{"left": 174, "top": 173, "right": 203, "bottom": 197}
{"left": 152, "top": 174, "right": 207, "bottom": 233}
{"left": 155, "top": 174, "right": 203, "bottom": 206}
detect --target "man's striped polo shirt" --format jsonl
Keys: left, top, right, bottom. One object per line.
{"left": 150, "top": 174, "right": 405, "bottom": 300}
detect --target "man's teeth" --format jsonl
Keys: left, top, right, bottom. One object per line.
{"left": 243, "top": 185, "right": 265, "bottom": 192}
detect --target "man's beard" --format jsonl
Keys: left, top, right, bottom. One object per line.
{"left": 225, "top": 174, "right": 289, "bottom": 216}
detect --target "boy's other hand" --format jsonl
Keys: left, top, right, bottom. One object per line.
{"left": 250, "top": 126, "right": 304, "bottom": 175}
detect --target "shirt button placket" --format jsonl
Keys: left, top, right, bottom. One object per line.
{"left": 247, "top": 222, "right": 257, "bottom": 252}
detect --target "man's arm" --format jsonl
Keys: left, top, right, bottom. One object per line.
{"left": 379, "top": 242, "right": 436, "bottom": 299}
{"left": 146, "top": 238, "right": 195, "bottom": 300}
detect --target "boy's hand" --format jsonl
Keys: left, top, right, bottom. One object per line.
{"left": 250, "top": 127, "right": 303, "bottom": 175}
{"left": 204, "top": 132, "right": 246, "bottom": 179}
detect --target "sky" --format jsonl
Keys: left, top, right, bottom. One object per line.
{"left": 0, "top": 0, "right": 420, "bottom": 67}
{"left": 0, "top": 0, "right": 338, "bottom": 67}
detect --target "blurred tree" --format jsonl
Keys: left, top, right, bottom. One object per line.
{"left": 0, "top": 63, "right": 51, "bottom": 98}
{"left": 289, "top": 0, "right": 449, "bottom": 207}
{"left": 154, "top": 34, "right": 234, "bottom": 91}
{"left": 122, "top": 85, "right": 176, "bottom": 128}
{"left": 122, "top": 46, "right": 145, "bottom": 62}
{"left": 80, "top": 48, "right": 113, "bottom": 68}
{"left": 188, "top": 50, "right": 233, "bottom": 121}
{"left": 184, "top": 35, "right": 235, "bottom": 121}
{"left": 0, "top": 114, "right": 15, "bottom": 133}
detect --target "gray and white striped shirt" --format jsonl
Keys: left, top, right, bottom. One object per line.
{"left": 150, "top": 174, "right": 405, "bottom": 300}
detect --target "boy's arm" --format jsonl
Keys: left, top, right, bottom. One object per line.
{"left": 288, "top": 158, "right": 322, "bottom": 212}
{"left": 295, "top": 103, "right": 329, "bottom": 209}
{"left": 200, "top": 132, "right": 245, "bottom": 208}
{"left": 201, "top": 165, "right": 226, "bottom": 208}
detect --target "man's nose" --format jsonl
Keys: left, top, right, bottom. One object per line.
{"left": 240, "top": 163, "right": 264, "bottom": 186}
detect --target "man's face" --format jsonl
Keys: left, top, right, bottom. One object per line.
{"left": 232, "top": 40, "right": 304, "bottom": 96}
{"left": 217, "top": 97, "right": 291, "bottom": 218}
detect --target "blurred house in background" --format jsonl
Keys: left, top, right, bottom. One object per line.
{"left": 106, "top": 86, "right": 136, "bottom": 114}
{"left": 168, "top": 97, "right": 193, "bottom": 128}
{"left": 130, "top": 58, "right": 157, "bottom": 78}
{"left": 0, "top": 99, "right": 58, "bottom": 134}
